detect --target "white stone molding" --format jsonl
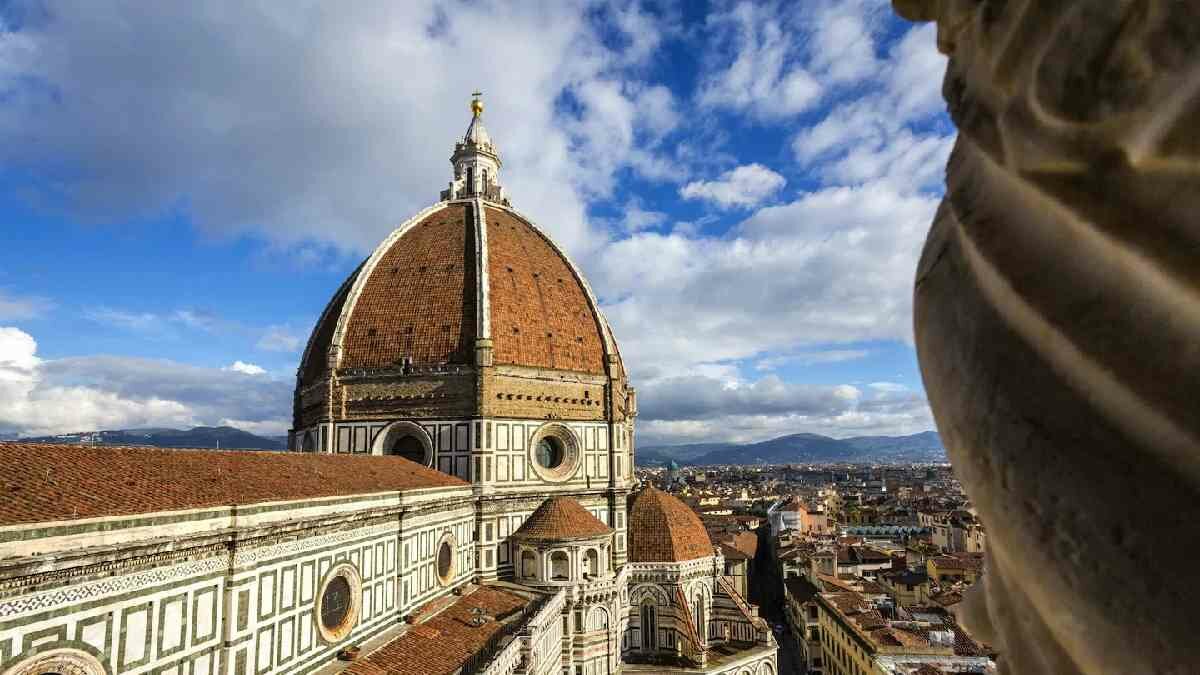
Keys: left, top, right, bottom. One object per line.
{"left": 0, "top": 554, "right": 227, "bottom": 618}
{"left": 473, "top": 197, "right": 491, "bottom": 344}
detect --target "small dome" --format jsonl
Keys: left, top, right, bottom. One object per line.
{"left": 627, "top": 486, "right": 714, "bottom": 563}
{"left": 512, "top": 496, "right": 613, "bottom": 542}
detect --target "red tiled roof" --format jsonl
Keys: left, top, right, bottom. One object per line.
{"left": 511, "top": 496, "right": 612, "bottom": 541}
{"left": 0, "top": 443, "right": 466, "bottom": 525}
{"left": 485, "top": 207, "right": 607, "bottom": 374}
{"left": 627, "top": 486, "right": 714, "bottom": 563}
{"left": 299, "top": 262, "right": 361, "bottom": 386}
{"left": 300, "top": 203, "right": 615, "bottom": 386}
{"left": 340, "top": 203, "right": 477, "bottom": 369}
{"left": 345, "top": 587, "right": 530, "bottom": 675}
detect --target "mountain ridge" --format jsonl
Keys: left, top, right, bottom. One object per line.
{"left": 12, "top": 426, "right": 286, "bottom": 450}
{"left": 639, "top": 430, "right": 945, "bottom": 466}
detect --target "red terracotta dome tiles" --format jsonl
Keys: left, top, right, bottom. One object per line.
{"left": 340, "top": 203, "right": 476, "bottom": 370}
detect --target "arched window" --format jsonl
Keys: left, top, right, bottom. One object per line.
{"left": 640, "top": 602, "right": 657, "bottom": 650}
{"left": 521, "top": 550, "right": 537, "bottom": 579}
{"left": 693, "top": 593, "right": 706, "bottom": 641}
{"left": 550, "top": 551, "right": 569, "bottom": 580}
{"left": 481, "top": 168, "right": 489, "bottom": 187}
{"left": 586, "top": 548, "right": 599, "bottom": 577}
{"left": 388, "top": 434, "right": 426, "bottom": 464}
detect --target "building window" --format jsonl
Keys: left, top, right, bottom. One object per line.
{"left": 535, "top": 436, "right": 565, "bottom": 469}
{"left": 436, "top": 533, "right": 457, "bottom": 586}
{"left": 374, "top": 422, "right": 433, "bottom": 466}
{"left": 528, "top": 423, "right": 581, "bottom": 482}
{"left": 521, "top": 550, "right": 537, "bottom": 579}
{"left": 693, "top": 593, "right": 705, "bottom": 641}
{"left": 314, "top": 562, "right": 362, "bottom": 643}
{"left": 586, "top": 548, "right": 600, "bottom": 577}
{"left": 641, "top": 603, "right": 657, "bottom": 649}
{"left": 550, "top": 551, "right": 569, "bottom": 580}
{"left": 389, "top": 434, "right": 426, "bottom": 463}
{"left": 321, "top": 576, "right": 352, "bottom": 631}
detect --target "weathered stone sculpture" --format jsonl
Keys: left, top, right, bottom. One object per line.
{"left": 893, "top": 1, "right": 1200, "bottom": 673}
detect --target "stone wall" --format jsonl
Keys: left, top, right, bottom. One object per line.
{"left": 0, "top": 491, "right": 475, "bottom": 675}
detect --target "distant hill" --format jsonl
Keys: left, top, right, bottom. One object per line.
{"left": 639, "top": 430, "right": 945, "bottom": 466}
{"left": 16, "top": 426, "right": 286, "bottom": 450}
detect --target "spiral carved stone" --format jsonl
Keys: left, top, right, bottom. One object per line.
{"left": 894, "top": 1, "right": 1200, "bottom": 673}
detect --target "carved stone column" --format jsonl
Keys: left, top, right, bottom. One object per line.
{"left": 895, "top": 1, "right": 1200, "bottom": 673}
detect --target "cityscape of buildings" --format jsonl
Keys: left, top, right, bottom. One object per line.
{"left": 640, "top": 463, "right": 996, "bottom": 674}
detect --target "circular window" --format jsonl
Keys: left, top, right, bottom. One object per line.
{"left": 389, "top": 435, "right": 426, "bottom": 464}
{"left": 1, "top": 648, "right": 106, "bottom": 675}
{"left": 320, "top": 576, "right": 353, "bottom": 631}
{"left": 527, "top": 423, "right": 581, "bottom": 482}
{"left": 535, "top": 436, "right": 565, "bottom": 469}
{"left": 436, "top": 534, "right": 456, "bottom": 586}
{"left": 314, "top": 563, "right": 362, "bottom": 643}
{"left": 372, "top": 421, "right": 433, "bottom": 467}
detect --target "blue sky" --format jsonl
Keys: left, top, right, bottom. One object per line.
{"left": 0, "top": 0, "right": 954, "bottom": 444}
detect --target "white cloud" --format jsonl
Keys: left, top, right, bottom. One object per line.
{"left": 0, "top": 290, "right": 52, "bottom": 321}
{"left": 805, "top": 0, "right": 884, "bottom": 85}
{"left": 790, "top": 22, "right": 952, "bottom": 193}
{"left": 84, "top": 308, "right": 163, "bottom": 334}
{"left": 0, "top": 327, "right": 290, "bottom": 438}
{"left": 697, "top": 2, "right": 823, "bottom": 118}
{"left": 0, "top": 1, "right": 676, "bottom": 258}
{"left": 635, "top": 375, "right": 932, "bottom": 445}
{"left": 680, "top": 164, "right": 785, "bottom": 208}
{"left": 217, "top": 418, "right": 288, "bottom": 437}
{"left": 225, "top": 361, "right": 266, "bottom": 376}
{"left": 596, "top": 180, "right": 937, "bottom": 382}
{"left": 256, "top": 326, "right": 302, "bottom": 353}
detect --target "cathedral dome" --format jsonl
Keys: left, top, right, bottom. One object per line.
{"left": 291, "top": 95, "right": 634, "bottom": 453}
{"left": 627, "top": 486, "right": 714, "bottom": 563}
{"left": 511, "top": 496, "right": 613, "bottom": 542}
{"left": 298, "top": 201, "right": 618, "bottom": 384}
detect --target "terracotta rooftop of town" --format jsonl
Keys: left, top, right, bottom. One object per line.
{"left": 510, "top": 496, "right": 613, "bottom": 542}
{"left": 627, "top": 486, "right": 714, "bottom": 563}
{"left": 343, "top": 586, "right": 530, "bottom": 675}
{"left": 0, "top": 443, "right": 466, "bottom": 525}
{"left": 300, "top": 202, "right": 615, "bottom": 384}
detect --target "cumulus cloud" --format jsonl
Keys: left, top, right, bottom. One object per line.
{"left": 595, "top": 180, "right": 937, "bottom": 379}
{"left": 225, "top": 361, "right": 267, "bottom": 376}
{"left": 0, "top": 1, "right": 677, "bottom": 257}
{"left": 696, "top": 2, "right": 822, "bottom": 118}
{"left": 790, "top": 22, "right": 952, "bottom": 193}
{"left": 635, "top": 374, "right": 933, "bottom": 445}
{"left": 680, "top": 164, "right": 785, "bottom": 208}
{"left": 0, "top": 327, "right": 290, "bottom": 438}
